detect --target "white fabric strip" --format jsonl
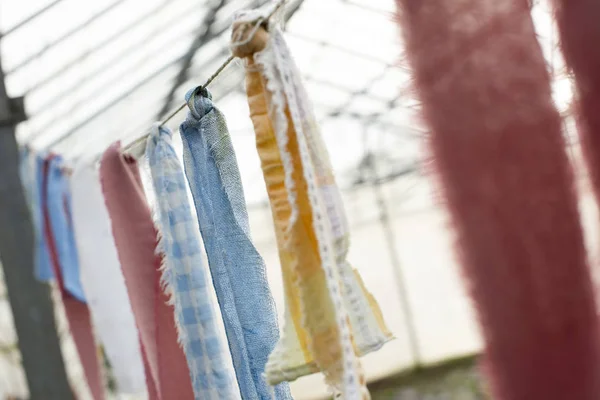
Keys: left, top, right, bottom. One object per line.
{"left": 70, "top": 164, "right": 147, "bottom": 395}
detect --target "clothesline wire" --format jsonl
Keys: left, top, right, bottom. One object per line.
{"left": 122, "top": 0, "right": 286, "bottom": 155}
{"left": 5, "top": 0, "right": 127, "bottom": 75}
{"left": 157, "top": 0, "right": 285, "bottom": 126}
{"left": 157, "top": 53, "right": 236, "bottom": 126}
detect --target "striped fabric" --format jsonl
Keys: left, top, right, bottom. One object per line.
{"left": 145, "top": 125, "right": 240, "bottom": 400}
{"left": 235, "top": 10, "right": 392, "bottom": 399}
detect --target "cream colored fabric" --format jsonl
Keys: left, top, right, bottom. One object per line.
{"left": 70, "top": 164, "right": 146, "bottom": 395}
{"left": 236, "top": 10, "right": 392, "bottom": 399}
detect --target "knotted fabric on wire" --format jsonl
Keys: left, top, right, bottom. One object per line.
{"left": 41, "top": 155, "right": 105, "bottom": 400}
{"left": 70, "top": 163, "right": 147, "bottom": 395}
{"left": 180, "top": 88, "right": 292, "bottom": 400}
{"left": 100, "top": 143, "right": 194, "bottom": 400}
{"left": 145, "top": 124, "right": 240, "bottom": 400}
{"left": 232, "top": 10, "right": 392, "bottom": 399}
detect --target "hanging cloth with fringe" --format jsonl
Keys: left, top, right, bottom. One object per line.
{"left": 100, "top": 143, "right": 194, "bottom": 400}
{"left": 42, "top": 155, "right": 105, "bottom": 400}
{"left": 180, "top": 88, "right": 292, "bottom": 400}
{"left": 232, "top": 10, "right": 392, "bottom": 399}
{"left": 145, "top": 125, "right": 240, "bottom": 400}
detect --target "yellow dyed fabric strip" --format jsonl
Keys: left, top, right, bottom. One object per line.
{"left": 233, "top": 13, "right": 391, "bottom": 397}
{"left": 246, "top": 57, "right": 333, "bottom": 375}
{"left": 244, "top": 54, "right": 391, "bottom": 385}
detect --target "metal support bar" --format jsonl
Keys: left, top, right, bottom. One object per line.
{"left": 5, "top": 0, "right": 127, "bottom": 75}
{"left": 1, "top": 0, "right": 67, "bottom": 38}
{"left": 360, "top": 126, "right": 423, "bottom": 368}
{"left": 0, "top": 52, "right": 73, "bottom": 400}
{"left": 0, "top": 96, "right": 26, "bottom": 127}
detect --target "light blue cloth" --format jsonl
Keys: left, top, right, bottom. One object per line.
{"left": 19, "top": 150, "right": 54, "bottom": 282}
{"left": 45, "top": 156, "right": 86, "bottom": 302}
{"left": 180, "top": 88, "right": 292, "bottom": 400}
{"left": 18, "top": 147, "right": 48, "bottom": 280}
{"left": 145, "top": 125, "right": 240, "bottom": 400}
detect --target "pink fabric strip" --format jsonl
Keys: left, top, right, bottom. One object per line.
{"left": 99, "top": 143, "right": 194, "bottom": 400}
{"left": 41, "top": 156, "right": 105, "bottom": 400}
{"left": 396, "top": 1, "right": 600, "bottom": 399}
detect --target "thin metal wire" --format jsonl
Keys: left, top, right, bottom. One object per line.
{"left": 156, "top": 0, "right": 285, "bottom": 127}
{"left": 5, "top": 0, "right": 127, "bottom": 75}
{"left": 122, "top": 0, "right": 287, "bottom": 154}
{"left": 32, "top": 9, "right": 221, "bottom": 134}
{"left": 25, "top": 0, "right": 179, "bottom": 95}
{"left": 157, "top": 53, "right": 235, "bottom": 126}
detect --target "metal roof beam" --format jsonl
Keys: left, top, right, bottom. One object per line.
{"left": 5, "top": 0, "right": 127, "bottom": 75}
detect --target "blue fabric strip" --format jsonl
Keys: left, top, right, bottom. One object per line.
{"left": 180, "top": 88, "right": 292, "bottom": 400}
{"left": 45, "top": 156, "right": 86, "bottom": 302}
{"left": 25, "top": 152, "right": 55, "bottom": 282}
{"left": 146, "top": 125, "right": 240, "bottom": 400}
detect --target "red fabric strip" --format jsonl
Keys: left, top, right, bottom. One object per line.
{"left": 41, "top": 156, "right": 106, "bottom": 400}
{"left": 395, "top": 1, "right": 600, "bottom": 399}
{"left": 99, "top": 143, "right": 194, "bottom": 400}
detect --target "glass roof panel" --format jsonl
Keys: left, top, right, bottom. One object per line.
{"left": 0, "top": 0, "right": 566, "bottom": 398}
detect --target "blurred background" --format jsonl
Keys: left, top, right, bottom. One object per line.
{"left": 0, "top": 0, "right": 592, "bottom": 398}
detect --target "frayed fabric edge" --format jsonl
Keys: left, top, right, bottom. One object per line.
{"left": 253, "top": 31, "right": 352, "bottom": 394}
{"left": 269, "top": 28, "right": 367, "bottom": 399}
{"left": 145, "top": 125, "right": 185, "bottom": 348}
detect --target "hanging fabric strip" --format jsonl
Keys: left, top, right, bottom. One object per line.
{"left": 44, "top": 156, "right": 86, "bottom": 301}
{"left": 31, "top": 153, "right": 55, "bottom": 282}
{"left": 145, "top": 125, "right": 240, "bottom": 400}
{"left": 18, "top": 148, "right": 52, "bottom": 282}
{"left": 395, "top": 1, "right": 600, "bottom": 399}
{"left": 70, "top": 163, "right": 147, "bottom": 395}
{"left": 232, "top": 12, "right": 391, "bottom": 398}
{"left": 100, "top": 143, "right": 194, "bottom": 400}
{"left": 42, "top": 155, "right": 106, "bottom": 400}
{"left": 180, "top": 88, "right": 292, "bottom": 400}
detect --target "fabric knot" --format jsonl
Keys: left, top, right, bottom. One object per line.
{"left": 231, "top": 22, "right": 269, "bottom": 59}
{"left": 185, "top": 87, "right": 213, "bottom": 121}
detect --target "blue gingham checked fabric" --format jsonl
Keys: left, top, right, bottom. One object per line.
{"left": 180, "top": 88, "right": 292, "bottom": 400}
{"left": 145, "top": 125, "right": 240, "bottom": 400}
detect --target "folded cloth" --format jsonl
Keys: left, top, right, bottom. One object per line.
{"left": 145, "top": 125, "right": 240, "bottom": 400}
{"left": 180, "top": 89, "right": 292, "bottom": 400}
{"left": 233, "top": 10, "right": 392, "bottom": 398}
{"left": 41, "top": 155, "right": 105, "bottom": 400}
{"left": 70, "top": 163, "right": 146, "bottom": 394}
{"left": 100, "top": 143, "right": 194, "bottom": 400}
